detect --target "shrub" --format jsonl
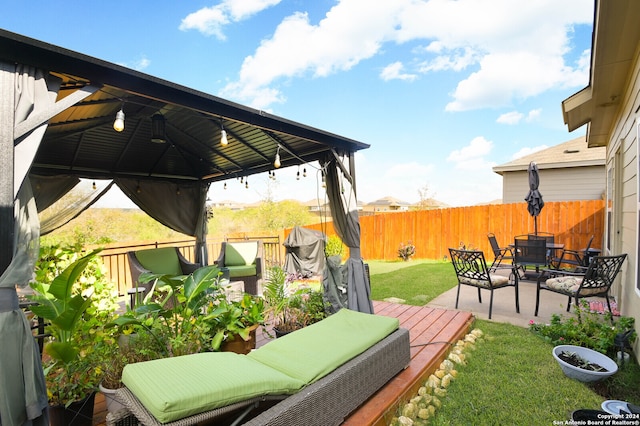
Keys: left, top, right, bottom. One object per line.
{"left": 398, "top": 241, "right": 416, "bottom": 261}
{"left": 529, "top": 300, "right": 636, "bottom": 356}
{"left": 325, "top": 235, "right": 345, "bottom": 258}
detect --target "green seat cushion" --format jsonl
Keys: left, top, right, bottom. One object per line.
{"left": 135, "top": 248, "right": 182, "bottom": 276}
{"left": 121, "top": 352, "right": 305, "bottom": 423}
{"left": 248, "top": 308, "right": 399, "bottom": 384}
{"left": 227, "top": 265, "right": 257, "bottom": 278}
{"left": 225, "top": 242, "right": 258, "bottom": 266}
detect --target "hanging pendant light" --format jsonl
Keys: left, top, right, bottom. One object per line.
{"left": 113, "top": 106, "right": 125, "bottom": 132}
{"left": 220, "top": 119, "right": 228, "bottom": 146}
{"left": 151, "top": 114, "right": 166, "bottom": 143}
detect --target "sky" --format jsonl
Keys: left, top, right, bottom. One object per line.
{"left": 1, "top": 0, "right": 594, "bottom": 208}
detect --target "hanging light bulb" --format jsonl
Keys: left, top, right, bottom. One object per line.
{"left": 273, "top": 145, "right": 281, "bottom": 168}
{"left": 113, "top": 106, "right": 125, "bottom": 132}
{"left": 224, "top": 182, "right": 227, "bottom": 190}
{"left": 92, "top": 181, "right": 97, "bottom": 190}
{"left": 321, "top": 172, "right": 326, "bottom": 188}
{"left": 297, "top": 166, "right": 300, "bottom": 180}
{"left": 303, "top": 167, "right": 307, "bottom": 178}
{"left": 245, "top": 179, "right": 249, "bottom": 189}
{"left": 220, "top": 119, "right": 228, "bottom": 146}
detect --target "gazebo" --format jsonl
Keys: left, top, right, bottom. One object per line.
{"left": 0, "top": 29, "right": 371, "bottom": 425}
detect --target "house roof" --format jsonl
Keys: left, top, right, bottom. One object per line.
{"left": 0, "top": 29, "right": 369, "bottom": 184}
{"left": 492, "top": 135, "right": 605, "bottom": 174}
{"left": 366, "top": 196, "right": 412, "bottom": 207}
{"left": 561, "top": 0, "right": 640, "bottom": 147}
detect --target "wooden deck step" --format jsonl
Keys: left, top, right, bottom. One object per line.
{"left": 92, "top": 303, "right": 474, "bottom": 426}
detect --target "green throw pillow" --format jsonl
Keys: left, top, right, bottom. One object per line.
{"left": 224, "top": 242, "right": 258, "bottom": 266}
{"left": 135, "top": 247, "right": 182, "bottom": 275}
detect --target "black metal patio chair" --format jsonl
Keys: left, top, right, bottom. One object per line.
{"left": 551, "top": 235, "right": 595, "bottom": 270}
{"left": 514, "top": 235, "right": 548, "bottom": 280}
{"left": 487, "top": 233, "right": 515, "bottom": 271}
{"left": 535, "top": 253, "right": 627, "bottom": 320}
{"left": 449, "top": 248, "right": 519, "bottom": 320}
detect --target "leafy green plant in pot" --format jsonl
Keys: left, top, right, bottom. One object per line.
{"left": 27, "top": 248, "right": 108, "bottom": 425}
{"left": 263, "top": 266, "right": 330, "bottom": 337}
{"left": 204, "top": 293, "right": 266, "bottom": 353}
{"left": 109, "top": 265, "right": 224, "bottom": 357}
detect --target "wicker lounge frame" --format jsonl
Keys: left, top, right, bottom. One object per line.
{"left": 106, "top": 327, "right": 411, "bottom": 426}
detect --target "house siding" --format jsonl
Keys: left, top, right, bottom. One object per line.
{"left": 605, "top": 42, "right": 640, "bottom": 356}
{"left": 501, "top": 166, "right": 605, "bottom": 203}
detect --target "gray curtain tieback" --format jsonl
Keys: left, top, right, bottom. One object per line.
{"left": 0, "top": 287, "right": 20, "bottom": 312}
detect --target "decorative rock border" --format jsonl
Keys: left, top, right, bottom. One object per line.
{"left": 388, "top": 328, "right": 485, "bottom": 426}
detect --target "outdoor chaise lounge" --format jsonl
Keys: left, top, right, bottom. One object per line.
{"left": 106, "top": 308, "right": 411, "bottom": 426}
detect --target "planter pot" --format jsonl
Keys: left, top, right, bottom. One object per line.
{"left": 99, "top": 383, "right": 126, "bottom": 414}
{"left": 552, "top": 345, "right": 618, "bottom": 382}
{"left": 49, "top": 392, "right": 95, "bottom": 426}
{"left": 221, "top": 328, "right": 257, "bottom": 354}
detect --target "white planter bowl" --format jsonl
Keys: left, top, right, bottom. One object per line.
{"left": 552, "top": 345, "right": 618, "bottom": 383}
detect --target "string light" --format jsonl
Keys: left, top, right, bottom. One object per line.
{"left": 273, "top": 145, "right": 281, "bottom": 168}
{"left": 224, "top": 182, "right": 227, "bottom": 190}
{"left": 92, "top": 181, "right": 97, "bottom": 190}
{"left": 245, "top": 179, "right": 249, "bottom": 189}
{"left": 220, "top": 119, "right": 228, "bottom": 146}
{"left": 113, "top": 105, "right": 125, "bottom": 132}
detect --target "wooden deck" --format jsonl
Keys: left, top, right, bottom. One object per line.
{"left": 92, "top": 302, "right": 474, "bottom": 426}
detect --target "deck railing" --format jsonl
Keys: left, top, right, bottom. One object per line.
{"left": 94, "top": 236, "right": 281, "bottom": 296}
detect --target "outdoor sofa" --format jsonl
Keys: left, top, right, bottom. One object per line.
{"left": 106, "top": 308, "right": 411, "bottom": 426}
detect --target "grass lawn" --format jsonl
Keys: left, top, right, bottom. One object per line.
{"left": 367, "top": 260, "right": 640, "bottom": 425}
{"left": 367, "top": 259, "right": 456, "bottom": 306}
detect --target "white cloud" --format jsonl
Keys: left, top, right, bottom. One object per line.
{"left": 217, "top": 0, "right": 592, "bottom": 110}
{"left": 447, "top": 136, "right": 495, "bottom": 171}
{"left": 220, "top": 1, "right": 401, "bottom": 107}
{"left": 180, "top": 0, "right": 281, "bottom": 40}
{"left": 380, "top": 62, "right": 416, "bottom": 81}
{"left": 526, "top": 108, "right": 542, "bottom": 122}
{"left": 497, "top": 111, "right": 524, "bottom": 125}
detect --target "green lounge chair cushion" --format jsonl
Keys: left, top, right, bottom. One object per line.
{"left": 121, "top": 352, "right": 305, "bottom": 423}
{"left": 224, "top": 242, "right": 258, "bottom": 266}
{"left": 248, "top": 308, "right": 399, "bottom": 384}
{"left": 135, "top": 248, "right": 182, "bottom": 276}
{"left": 227, "top": 265, "right": 257, "bottom": 277}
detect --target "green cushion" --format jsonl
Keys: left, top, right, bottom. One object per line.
{"left": 224, "top": 242, "right": 258, "bottom": 267}
{"left": 135, "top": 248, "right": 182, "bottom": 276}
{"left": 121, "top": 352, "right": 305, "bottom": 423}
{"left": 228, "top": 265, "right": 257, "bottom": 277}
{"left": 248, "top": 308, "right": 399, "bottom": 384}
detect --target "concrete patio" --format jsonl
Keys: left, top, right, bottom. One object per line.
{"left": 426, "top": 273, "right": 582, "bottom": 328}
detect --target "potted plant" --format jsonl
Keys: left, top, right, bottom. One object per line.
{"left": 552, "top": 345, "right": 618, "bottom": 382}
{"left": 205, "top": 293, "right": 266, "bottom": 354}
{"left": 263, "top": 266, "right": 330, "bottom": 337}
{"left": 97, "top": 331, "right": 162, "bottom": 414}
{"left": 27, "top": 247, "right": 113, "bottom": 426}
{"left": 109, "top": 264, "right": 224, "bottom": 357}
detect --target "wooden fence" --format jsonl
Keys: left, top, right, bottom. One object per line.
{"left": 95, "top": 200, "right": 604, "bottom": 295}
{"left": 299, "top": 200, "right": 605, "bottom": 262}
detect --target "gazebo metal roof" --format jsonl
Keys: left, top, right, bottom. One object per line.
{"left": 0, "top": 29, "right": 369, "bottom": 184}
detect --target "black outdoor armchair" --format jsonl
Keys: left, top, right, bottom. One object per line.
{"left": 551, "top": 235, "right": 595, "bottom": 270}
{"left": 449, "top": 248, "right": 519, "bottom": 320}
{"left": 535, "top": 253, "right": 627, "bottom": 320}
